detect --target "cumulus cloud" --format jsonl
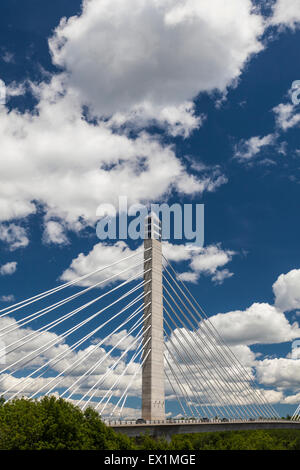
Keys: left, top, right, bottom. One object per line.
{"left": 273, "top": 103, "right": 300, "bottom": 131}
{"left": 234, "top": 134, "right": 276, "bottom": 162}
{"left": 43, "top": 221, "right": 68, "bottom": 245}
{"left": 163, "top": 326, "right": 279, "bottom": 407}
{"left": 273, "top": 269, "right": 300, "bottom": 312}
{"left": 190, "top": 245, "right": 235, "bottom": 279}
{"left": 0, "top": 0, "right": 267, "bottom": 230}
{"left": 1, "top": 272, "right": 299, "bottom": 409}
{"left": 1, "top": 50, "right": 15, "bottom": 64}
{"left": 60, "top": 241, "right": 144, "bottom": 287}
{"left": 0, "top": 262, "right": 17, "bottom": 276}
{"left": 211, "top": 269, "right": 234, "bottom": 284}
{"left": 103, "top": 330, "right": 139, "bottom": 352}
{"left": 61, "top": 240, "right": 236, "bottom": 289}
{"left": 0, "top": 295, "right": 15, "bottom": 303}
{"left": 210, "top": 302, "right": 300, "bottom": 346}
{"left": 256, "top": 357, "right": 300, "bottom": 391}
{"left": 269, "top": 0, "right": 300, "bottom": 30}
{"left": 0, "top": 312, "right": 146, "bottom": 414}
{"left": 0, "top": 224, "right": 29, "bottom": 250}
{"left": 49, "top": 0, "right": 264, "bottom": 129}
{"left": 0, "top": 76, "right": 224, "bottom": 228}
{"left": 283, "top": 391, "right": 300, "bottom": 405}
{"left": 163, "top": 242, "right": 236, "bottom": 284}
{"left": 108, "top": 101, "right": 204, "bottom": 138}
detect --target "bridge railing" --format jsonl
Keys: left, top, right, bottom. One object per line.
{"left": 104, "top": 418, "right": 281, "bottom": 426}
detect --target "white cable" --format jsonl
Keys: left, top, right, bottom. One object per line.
{"left": 163, "top": 274, "right": 267, "bottom": 419}
{"left": 163, "top": 296, "right": 249, "bottom": 420}
{"left": 119, "top": 393, "right": 128, "bottom": 419}
{"left": 164, "top": 326, "right": 215, "bottom": 419}
{"left": 0, "top": 256, "right": 151, "bottom": 338}
{"left": 79, "top": 323, "right": 151, "bottom": 410}
{"left": 163, "top": 258, "right": 278, "bottom": 419}
{"left": 110, "top": 346, "right": 151, "bottom": 417}
{"left": 0, "top": 278, "right": 147, "bottom": 380}
{"left": 4, "top": 292, "right": 150, "bottom": 401}
{"left": 80, "top": 322, "right": 151, "bottom": 410}
{"left": 165, "top": 367, "right": 188, "bottom": 419}
{"left": 292, "top": 405, "right": 300, "bottom": 420}
{"left": 96, "top": 337, "right": 146, "bottom": 415}
{"left": 67, "top": 310, "right": 151, "bottom": 402}
{"left": 59, "top": 304, "right": 151, "bottom": 400}
{"left": 26, "top": 299, "right": 150, "bottom": 400}
{"left": 164, "top": 350, "right": 198, "bottom": 418}
{"left": 0, "top": 268, "right": 150, "bottom": 364}
{"left": 0, "top": 248, "right": 150, "bottom": 317}
{"left": 100, "top": 338, "right": 149, "bottom": 416}
{"left": 68, "top": 312, "right": 152, "bottom": 403}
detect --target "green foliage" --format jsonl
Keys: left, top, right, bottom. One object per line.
{"left": 136, "top": 432, "right": 169, "bottom": 450}
{"left": 167, "top": 429, "right": 300, "bottom": 450}
{"left": 0, "top": 397, "right": 299, "bottom": 450}
{"left": 0, "top": 396, "right": 135, "bottom": 450}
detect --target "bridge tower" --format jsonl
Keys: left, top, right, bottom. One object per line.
{"left": 142, "top": 213, "right": 165, "bottom": 421}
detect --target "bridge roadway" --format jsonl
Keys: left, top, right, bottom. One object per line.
{"left": 108, "top": 420, "right": 300, "bottom": 439}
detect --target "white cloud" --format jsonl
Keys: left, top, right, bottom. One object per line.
{"left": 60, "top": 241, "right": 144, "bottom": 287}
{"left": 164, "top": 328, "right": 281, "bottom": 407}
{"left": 283, "top": 391, "right": 300, "bottom": 405}
{"left": 163, "top": 242, "right": 236, "bottom": 284}
{"left": 234, "top": 134, "right": 276, "bottom": 162}
{"left": 0, "top": 295, "right": 15, "bottom": 303}
{"left": 61, "top": 241, "right": 236, "bottom": 289}
{"left": 108, "top": 101, "right": 204, "bottom": 138}
{"left": 49, "top": 0, "right": 264, "bottom": 130}
{"left": 210, "top": 302, "right": 300, "bottom": 346}
{"left": 269, "top": 0, "right": 300, "bottom": 30}
{"left": 103, "top": 330, "right": 139, "bottom": 352}
{"left": 273, "top": 102, "right": 300, "bottom": 131}
{"left": 0, "top": 262, "right": 17, "bottom": 276}
{"left": 256, "top": 358, "right": 300, "bottom": 390}
{"left": 0, "top": 0, "right": 267, "bottom": 230}
{"left": 178, "top": 271, "right": 198, "bottom": 283}
{"left": 1, "top": 50, "right": 15, "bottom": 64}
{"left": 0, "top": 224, "right": 29, "bottom": 250}
{"left": 43, "top": 221, "right": 68, "bottom": 245}
{"left": 175, "top": 170, "right": 228, "bottom": 195}
{"left": 190, "top": 245, "right": 235, "bottom": 277}
{"left": 0, "top": 282, "right": 298, "bottom": 409}
{"left": 0, "top": 77, "right": 224, "bottom": 228}
{"left": 273, "top": 269, "right": 300, "bottom": 312}
{"left": 162, "top": 242, "right": 192, "bottom": 263}
{"left": 211, "top": 269, "right": 234, "bottom": 284}
{"left": 0, "top": 313, "right": 146, "bottom": 412}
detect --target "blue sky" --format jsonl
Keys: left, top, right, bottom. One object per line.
{"left": 1, "top": 0, "right": 300, "bottom": 418}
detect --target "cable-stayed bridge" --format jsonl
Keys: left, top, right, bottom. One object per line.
{"left": 0, "top": 214, "right": 299, "bottom": 436}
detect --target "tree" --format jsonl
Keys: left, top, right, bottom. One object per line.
{"left": 0, "top": 396, "right": 135, "bottom": 450}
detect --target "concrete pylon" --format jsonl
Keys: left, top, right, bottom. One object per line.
{"left": 142, "top": 213, "right": 165, "bottom": 421}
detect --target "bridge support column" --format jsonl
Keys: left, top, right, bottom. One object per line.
{"left": 142, "top": 214, "right": 165, "bottom": 421}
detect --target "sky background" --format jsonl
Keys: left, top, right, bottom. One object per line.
{"left": 1, "top": 0, "right": 300, "bottom": 418}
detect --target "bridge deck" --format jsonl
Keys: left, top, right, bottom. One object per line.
{"left": 109, "top": 420, "right": 300, "bottom": 439}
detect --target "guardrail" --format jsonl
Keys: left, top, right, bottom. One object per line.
{"left": 105, "top": 418, "right": 283, "bottom": 426}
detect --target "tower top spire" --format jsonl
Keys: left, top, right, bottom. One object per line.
{"left": 144, "top": 212, "right": 161, "bottom": 241}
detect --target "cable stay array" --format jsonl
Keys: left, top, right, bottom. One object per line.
{"left": 162, "top": 255, "right": 280, "bottom": 421}
{"left": 0, "top": 240, "right": 285, "bottom": 422}
{"left": 0, "top": 249, "right": 151, "bottom": 418}
{"left": 292, "top": 405, "right": 300, "bottom": 421}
